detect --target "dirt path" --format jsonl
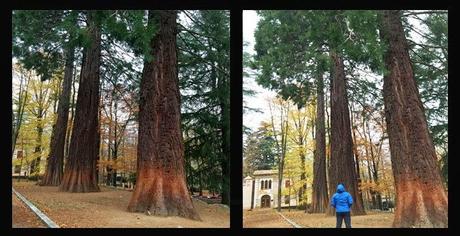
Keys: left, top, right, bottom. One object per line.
{"left": 243, "top": 208, "right": 293, "bottom": 228}
{"left": 244, "top": 208, "right": 394, "bottom": 228}
{"left": 282, "top": 210, "right": 394, "bottom": 228}
{"left": 12, "top": 181, "right": 229, "bottom": 228}
{"left": 12, "top": 192, "right": 47, "bottom": 228}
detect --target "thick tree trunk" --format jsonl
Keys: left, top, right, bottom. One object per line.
{"left": 379, "top": 10, "right": 448, "bottom": 227}
{"left": 127, "top": 10, "right": 200, "bottom": 220}
{"left": 59, "top": 11, "right": 101, "bottom": 193}
{"left": 326, "top": 51, "right": 366, "bottom": 216}
{"left": 41, "top": 47, "right": 75, "bottom": 186}
{"left": 311, "top": 72, "right": 328, "bottom": 213}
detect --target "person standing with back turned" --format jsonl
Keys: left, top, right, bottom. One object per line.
{"left": 330, "top": 183, "right": 353, "bottom": 228}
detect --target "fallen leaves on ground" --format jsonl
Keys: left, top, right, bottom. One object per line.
{"left": 12, "top": 180, "right": 229, "bottom": 228}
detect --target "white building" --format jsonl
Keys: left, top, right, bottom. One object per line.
{"left": 11, "top": 149, "right": 44, "bottom": 177}
{"left": 243, "top": 169, "right": 298, "bottom": 209}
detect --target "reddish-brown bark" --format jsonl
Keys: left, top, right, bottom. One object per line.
{"left": 327, "top": 51, "right": 366, "bottom": 216}
{"left": 311, "top": 72, "right": 329, "bottom": 213}
{"left": 59, "top": 11, "right": 101, "bottom": 193}
{"left": 41, "top": 46, "right": 74, "bottom": 186}
{"left": 127, "top": 10, "right": 200, "bottom": 220}
{"left": 379, "top": 10, "right": 448, "bottom": 227}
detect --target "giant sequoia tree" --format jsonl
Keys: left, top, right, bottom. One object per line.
{"left": 379, "top": 10, "right": 448, "bottom": 227}
{"left": 41, "top": 46, "right": 74, "bottom": 186}
{"left": 40, "top": 11, "right": 80, "bottom": 186}
{"left": 310, "top": 70, "right": 328, "bottom": 213}
{"left": 327, "top": 50, "right": 365, "bottom": 215}
{"left": 127, "top": 10, "right": 200, "bottom": 220}
{"left": 59, "top": 11, "right": 102, "bottom": 192}
{"left": 254, "top": 11, "right": 368, "bottom": 214}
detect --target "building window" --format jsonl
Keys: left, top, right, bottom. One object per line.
{"left": 261, "top": 179, "right": 272, "bottom": 190}
{"left": 14, "top": 165, "right": 21, "bottom": 174}
{"left": 17, "top": 150, "right": 23, "bottom": 159}
{"left": 285, "top": 180, "right": 290, "bottom": 188}
{"left": 285, "top": 195, "right": 290, "bottom": 204}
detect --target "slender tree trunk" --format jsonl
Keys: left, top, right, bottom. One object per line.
{"left": 367, "top": 119, "right": 383, "bottom": 210}
{"left": 326, "top": 51, "right": 365, "bottom": 216}
{"left": 127, "top": 10, "right": 200, "bottom": 220}
{"left": 13, "top": 73, "right": 31, "bottom": 156}
{"left": 216, "top": 62, "right": 230, "bottom": 205}
{"left": 112, "top": 95, "right": 118, "bottom": 187}
{"left": 299, "top": 151, "right": 306, "bottom": 209}
{"left": 106, "top": 90, "right": 113, "bottom": 186}
{"left": 292, "top": 106, "right": 307, "bottom": 210}
{"left": 32, "top": 122, "right": 43, "bottom": 177}
{"left": 277, "top": 119, "right": 288, "bottom": 212}
{"left": 350, "top": 104, "right": 364, "bottom": 206}
{"left": 311, "top": 72, "right": 328, "bottom": 213}
{"left": 361, "top": 114, "right": 375, "bottom": 208}
{"left": 31, "top": 78, "right": 48, "bottom": 178}
{"left": 288, "top": 184, "right": 291, "bottom": 211}
{"left": 379, "top": 10, "right": 448, "bottom": 227}
{"left": 64, "top": 61, "right": 77, "bottom": 161}
{"left": 324, "top": 88, "right": 331, "bottom": 183}
{"left": 199, "top": 168, "right": 203, "bottom": 197}
{"left": 41, "top": 46, "right": 75, "bottom": 186}
{"left": 219, "top": 101, "right": 230, "bottom": 205}
{"left": 59, "top": 11, "right": 101, "bottom": 192}
{"left": 277, "top": 161, "right": 283, "bottom": 211}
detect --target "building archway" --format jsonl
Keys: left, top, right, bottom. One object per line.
{"left": 261, "top": 195, "right": 271, "bottom": 208}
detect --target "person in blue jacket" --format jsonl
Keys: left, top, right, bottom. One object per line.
{"left": 330, "top": 183, "right": 353, "bottom": 228}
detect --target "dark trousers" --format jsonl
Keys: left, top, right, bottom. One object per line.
{"left": 336, "top": 212, "right": 351, "bottom": 228}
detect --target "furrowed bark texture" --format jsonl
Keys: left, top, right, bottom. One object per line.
{"left": 127, "top": 10, "right": 200, "bottom": 221}
{"left": 311, "top": 73, "right": 329, "bottom": 213}
{"left": 41, "top": 46, "right": 75, "bottom": 186}
{"left": 379, "top": 10, "right": 448, "bottom": 228}
{"left": 327, "top": 51, "right": 365, "bottom": 216}
{"left": 59, "top": 11, "right": 101, "bottom": 193}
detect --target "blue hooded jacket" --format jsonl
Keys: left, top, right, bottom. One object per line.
{"left": 330, "top": 184, "right": 353, "bottom": 213}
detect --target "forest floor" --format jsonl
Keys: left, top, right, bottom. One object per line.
{"left": 243, "top": 208, "right": 394, "bottom": 228}
{"left": 243, "top": 208, "right": 292, "bottom": 228}
{"left": 12, "top": 192, "right": 47, "bottom": 228}
{"left": 12, "top": 180, "right": 229, "bottom": 228}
